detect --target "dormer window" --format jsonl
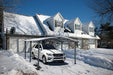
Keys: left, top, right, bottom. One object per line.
{"left": 55, "top": 20, "right": 63, "bottom": 28}
{"left": 89, "top": 27, "right": 94, "bottom": 32}
{"left": 88, "top": 39, "right": 95, "bottom": 44}
{"left": 75, "top": 24, "right": 80, "bottom": 30}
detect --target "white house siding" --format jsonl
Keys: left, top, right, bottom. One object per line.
{"left": 89, "top": 32, "right": 94, "bottom": 36}
{"left": 89, "top": 44, "right": 95, "bottom": 49}
{"left": 53, "top": 13, "right": 63, "bottom": 22}
{"left": 74, "top": 30, "right": 82, "bottom": 34}
{"left": 53, "top": 13, "right": 64, "bottom": 33}
{"left": 88, "top": 39, "right": 95, "bottom": 49}
{"left": 88, "top": 22, "right": 94, "bottom": 36}
{"left": 74, "top": 17, "right": 82, "bottom": 25}
{"left": 77, "top": 38, "right": 82, "bottom": 49}
{"left": 55, "top": 42, "right": 68, "bottom": 50}
{"left": 63, "top": 42, "right": 69, "bottom": 50}
{"left": 8, "top": 36, "right": 34, "bottom": 52}
{"left": 82, "top": 39, "right": 88, "bottom": 49}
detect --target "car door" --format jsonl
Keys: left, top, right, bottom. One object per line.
{"left": 34, "top": 44, "right": 42, "bottom": 59}
{"left": 33, "top": 44, "right": 38, "bottom": 58}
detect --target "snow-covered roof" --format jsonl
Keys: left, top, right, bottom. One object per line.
{"left": 3, "top": 12, "right": 43, "bottom": 36}
{"left": 3, "top": 11, "right": 99, "bottom": 39}
{"left": 36, "top": 13, "right": 99, "bottom": 39}
{"left": 83, "top": 22, "right": 90, "bottom": 26}
{"left": 47, "top": 12, "right": 65, "bottom": 22}
{"left": 35, "top": 13, "right": 57, "bottom": 36}
{"left": 65, "top": 18, "right": 76, "bottom": 25}
{"left": 64, "top": 27, "right": 72, "bottom": 32}
{"left": 69, "top": 33, "right": 100, "bottom": 39}
{"left": 82, "top": 21, "right": 94, "bottom": 27}
{"left": 65, "top": 17, "right": 82, "bottom": 25}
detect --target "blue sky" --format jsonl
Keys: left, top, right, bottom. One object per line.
{"left": 16, "top": 0, "right": 95, "bottom": 24}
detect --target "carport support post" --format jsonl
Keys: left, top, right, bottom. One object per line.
{"left": 74, "top": 42, "right": 76, "bottom": 64}
{"left": 24, "top": 41, "right": 26, "bottom": 59}
{"left": 29, "top": 41, "right": 32, "bottom": 62}
{"left": 37, "top": 42, "right": 41, "bottom": 70}
{"left": 61, "top": 42, "right": 63, "bottom": 51}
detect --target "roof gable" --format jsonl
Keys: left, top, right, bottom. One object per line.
{"left": 74, "top": 17, "right": 82, "bottom": 25}
{"left": 3, "top": 12, "right": 43, "bottom": 36}
{"left": 89, "top": 21, "right": 94, "bottom": 27}
{"left": 65, "top": 17, "right": 82, "bottom": 25}
{"left": 53, "top": 12, "right": 64, "bottom": 22}
{"left": 83, "top": 21, "right": 94, "bottom": 27}
{"left": 46, "top": 12, "right": 64, "bottom": 22}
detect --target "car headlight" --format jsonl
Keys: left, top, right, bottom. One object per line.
{"left": 46, "top": 53, "right": 53, "bottom": 56}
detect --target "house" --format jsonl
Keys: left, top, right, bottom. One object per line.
{"left": 82, "top": 21, "right": 96, "bottom": 49}
{"left": 0, "top": 11, "right": 100, "bottom": 52}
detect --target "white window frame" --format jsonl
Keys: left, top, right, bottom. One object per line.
{"left": 75, "top": 24, "right": 81, "bottom": 30}
{"left": 55, "top": 20, "right": 63, "bottom": 28}
{"left": 89, "top": 27, "right": 94, "bottom": 32}
{"left": 88, "top": 39, "right": 95, "bottom": 44}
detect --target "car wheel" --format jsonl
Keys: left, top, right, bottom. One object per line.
{"left": 42, "top": 56, "right": 47, "bottom": 64}
{"left": 32, "top": 52, "right": 36, "bottom": 59}
{"left": 60, "top": 60, "right": 64, "bottom": 63}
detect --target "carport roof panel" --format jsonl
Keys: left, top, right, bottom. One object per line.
{"left": 25, "top": 36, "right": 78, "bottom": 43}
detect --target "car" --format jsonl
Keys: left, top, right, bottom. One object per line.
{"left": 31, "top": 43, "right": 66, "bottom": 64}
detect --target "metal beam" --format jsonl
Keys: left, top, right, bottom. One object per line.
{"left": 24, "top": 37, "right": 78, "bottom": 65}
{"left": 29, "top": 41, "right": 32, "bottom": 62}
{"left": 24, "top": 41, "right": 26, "bottom": 59}
{"left": 61, "top": 42, "right": 63, "bottom": 51}
{"left": 74, "top": 42, "right": 76, "bottom": 64}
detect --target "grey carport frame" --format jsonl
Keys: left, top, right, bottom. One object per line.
{"left": 24, "top": 36, "right": 78, "bottom": 69}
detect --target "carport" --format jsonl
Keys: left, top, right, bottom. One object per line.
{"left": 24, "top": 36, "right": 78, "bottom": 70}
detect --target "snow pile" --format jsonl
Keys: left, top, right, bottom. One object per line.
{"left": 64, "top": 48, "right": 113, "bottom": 70}
{"left": 0, "top": 50, "right": 38, "bottom": 75}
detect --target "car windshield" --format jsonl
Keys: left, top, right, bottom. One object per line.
{"left": 43, "top": 44, "right": 56, "bottom": 49}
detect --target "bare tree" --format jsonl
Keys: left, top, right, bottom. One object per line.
{"left": 0, "top": 0, "right": 21, "bottom": 49}
{"left": 88, "top": 0, "right": 113, "bottom": 22}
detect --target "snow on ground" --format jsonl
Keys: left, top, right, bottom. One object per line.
{"left": 19, "top": 48, "right": 113, "bottom": 75}
{"left": 0, "top": 50, "right": 38, "bottom": 75}
{"left": 38, "top": 48, "right": 113, "bottom": 75}
{"left": 0, "top": 48, "right": 113, "bottom": 75}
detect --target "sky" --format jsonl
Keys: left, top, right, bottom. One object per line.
{"left": 15, "top": 0, "right": 95, "bottom": 24}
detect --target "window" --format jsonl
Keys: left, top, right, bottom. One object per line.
{"left": 75, "top": 24, "right": 80, "bottom": 30}
{"left": 42, "top": 44, "right": 56, "bottom": 49}
{"left": 89, "top": 27, "right": 94, "bottom": 32}
{"left": 55, "top": 20, "right": 63, "bottom": 28}
{"left": 47, "top": 21, "right": 53, "bottom": 30}
{"left": 88, "top": 39, "right": 95, "bottom": 44}
{"left": 35, "top": 44, "right": 41, "bottom": 48}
